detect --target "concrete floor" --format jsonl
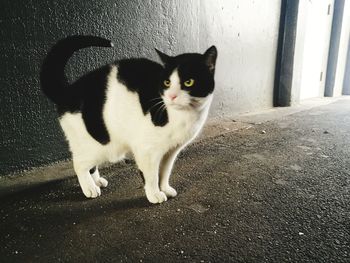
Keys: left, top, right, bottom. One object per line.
{"left": 1, "top": 98, "right": 350, "bottom": 262}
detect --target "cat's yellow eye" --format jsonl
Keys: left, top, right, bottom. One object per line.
{"left": 164, "top": 80, "right": 171, "bottom": 88}
{"left": 184, "top": 79, "right": 195, "bottom": 87}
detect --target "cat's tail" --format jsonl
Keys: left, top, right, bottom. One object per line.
{"left": 40, "top": 35, "right": 113, "bottom": 105}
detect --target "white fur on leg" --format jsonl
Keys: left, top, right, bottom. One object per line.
{"left": 77, "top": 172, "right": 101, "bottom": 198}
{"left": 159, "top": 148, "right": 181, "bottom": 198}
{"left": 73, "top": 161, "right": 101, "bottom": 198}
{"left": 135, "top": 152, "right": 167, "bottom": 204}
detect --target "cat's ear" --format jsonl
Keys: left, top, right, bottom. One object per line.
{"left": 204, "top": 46, "right": 218, "bottom": 74}
{"left": 155, "top": 48, "right": 171, "bottom": 64}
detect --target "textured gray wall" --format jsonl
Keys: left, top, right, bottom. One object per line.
{"left": 199, "top": 0, "right": 281, "bottom": 115}
{"left": 0, "top": 0, "right": 280, "bottom": 175}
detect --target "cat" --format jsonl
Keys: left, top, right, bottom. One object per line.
{"left": 41, "top": 35, "right": 217, "bottom": 204}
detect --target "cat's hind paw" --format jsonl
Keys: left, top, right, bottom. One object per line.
{"left": 146, "top": 191, "right": 168, "bottom": 204}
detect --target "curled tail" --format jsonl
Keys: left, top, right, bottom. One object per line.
{"left": 40, "top": 35, "right": 113, "bottom": 105}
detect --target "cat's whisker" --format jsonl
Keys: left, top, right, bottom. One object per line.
{"left": 154, "top": 103, "right": 167, "bottom": 121}
{"left": 149, "top": 100, "right": 165, "bottom": 111}
{"left": 189, "top": 98, "right": 201, "bottom": 108}
{"left": 148, "top": 97, "right": 162, "bottom": 102}
{"left": 158, "top": 104, "right": 167, "bottom": 120}
{"left": 154, "top": 103, "right": 165, "bottom": 120}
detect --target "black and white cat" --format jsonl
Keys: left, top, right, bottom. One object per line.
{"left": 41, "top": 35, "right": 217, "bottom": 204}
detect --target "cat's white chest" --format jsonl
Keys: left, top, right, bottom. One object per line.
{"left": 167, "top": 116, "right": 193, "bottom": 143}
{"left": 164, "top": 103, "right": 210, "bottom": 148}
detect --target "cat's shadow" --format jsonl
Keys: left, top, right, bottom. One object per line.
{"left": 56, "top": 189, "right": 152, "bottom": 215}
{"left": 1, "top": 178, "right": 152, "bottom": 215}
{"left": 56, "top": 190, "right": 151, "bottom": 212}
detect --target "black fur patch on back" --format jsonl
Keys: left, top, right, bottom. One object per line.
{"left": 116, "top": 58, "right": 168, "bottom": 127}
{"left": 80, "top": 66, "right": 111, "bottom": 144}
{"left": 58, "top": 65, "right": 111, "bottom": 145}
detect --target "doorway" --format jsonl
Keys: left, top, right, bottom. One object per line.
{"left": 299, "top": 1, "right": 334, "bottom": 100}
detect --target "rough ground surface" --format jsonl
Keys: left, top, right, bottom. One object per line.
{"left": 1, "top": 99, "right": 349, "bottom": 262}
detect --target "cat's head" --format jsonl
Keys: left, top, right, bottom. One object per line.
{"left": 156, "top": 46, "right": 217, "bottom": 110}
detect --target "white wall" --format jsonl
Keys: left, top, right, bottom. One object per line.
{"left": 198, "top": 0, "right": 281, "bottom": 116}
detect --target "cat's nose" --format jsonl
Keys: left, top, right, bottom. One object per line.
{"left": 168, "top": 94, "right": 177, "bottom": 101}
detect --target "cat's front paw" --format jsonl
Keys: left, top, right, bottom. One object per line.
{"left": 160, "top": 185, "right": 177, "bottom": 198}
{"left": 146, "top": 191, "right": 168, "bottom": 204}
{"left": 91, "top": 170, "right": 108, "bottom": 188}
{"left": 80, "top": 182, "right": 101, "bottom": 198}
{"left": 94, "top": 177, "right": 108, "bottom": 188}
